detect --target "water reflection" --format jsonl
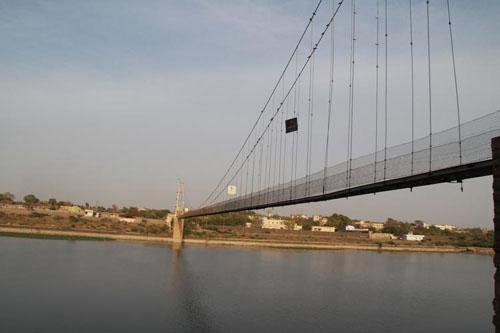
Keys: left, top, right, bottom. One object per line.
{"left": 0, "top": 238, "right": 493, "bottom": 332}
{"left": 167, "top": 243, "right": 183, "bottom": 289}
{"left": 167, "top": 243, "right": 214, "bottom": 332}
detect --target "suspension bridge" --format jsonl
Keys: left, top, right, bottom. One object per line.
{"left": 171, "top": 0, "right": 500, "bottom": 324}
{"left": 177, "top": 0, "right": 499, "bottom": 220}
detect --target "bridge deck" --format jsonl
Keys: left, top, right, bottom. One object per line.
{"left": 183, "top": 159, "right": 492, "bottom": 218}
{"left": 184, "top": 111, "right": 500, "bottom": 219}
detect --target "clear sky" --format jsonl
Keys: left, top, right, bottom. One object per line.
{"left": 1, "top": 0, "right": 499, "bottom": 227}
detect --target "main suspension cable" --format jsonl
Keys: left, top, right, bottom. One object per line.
{"left": 201, "top": 0, "right": 325, "bottom": 208}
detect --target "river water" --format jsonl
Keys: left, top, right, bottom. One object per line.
{"left": 0, "top": 237, "right": 494, "bottom": 332}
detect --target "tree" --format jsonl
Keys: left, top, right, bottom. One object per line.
{"left": 0, "top": 192, "right": 15, "bottom": 202}
{"left": 121, "top": 206, "right": 140, "bottom": 218}
{"left": 48, "top": 198, "right": 58, "bottom": 210}
{"left": 191, "top": 211, "right": 253, "bottom": 227}
{"left": 139, "top": 208, "right": 170, "bottom": 220}
{"left": 328, "top": 213, "right": 352, "bottom": 229}
{"left": 299, "top": 219, "right": 313, "bottom": 231}
{"left": 23, "top": 194, "right": 39, "bottom": 206}
{"left": 24, "top": 194, "right": 39, "bottom": 204}
{"left": 382, "top": 218, "right": 411, "bottom": 236}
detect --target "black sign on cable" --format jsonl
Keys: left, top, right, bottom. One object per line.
{"left": 285, "top": 117, "right": 298, "bottom": 133}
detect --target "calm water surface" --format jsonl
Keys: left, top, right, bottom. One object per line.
{"left": 0, "top": 237, "right": 494, "bottom": 332}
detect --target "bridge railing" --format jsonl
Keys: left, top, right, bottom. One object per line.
{"left": 194, "top": 110, "right": 500, "bottom": 216}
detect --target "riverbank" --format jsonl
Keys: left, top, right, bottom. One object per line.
{"left": 0, "top": 226, "right": 493, "bottom": 255}
{"left": 0, "top": 231, "right": 113, "bottom": 241}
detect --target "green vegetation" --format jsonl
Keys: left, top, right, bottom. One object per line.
{"left": 325, "top": 213, "right": 353, "bottom": 229}
{"left": 380, "top": 218, "right": 494, "bottom": 248}
{"left": 382, "top": 218, "right": 412, "bottom": 236}
{"left": 455, "top": 228, "right": 493, "bottom": 247}
{"left": 293, "top": 213, "right": 353, "bottom": 231}
{"left": 23, "top": 194, "right": 39, "bottom": 205}
{"left": 138, "top": 209, "right": 170, "bottom": 219}
{"left": 0, "top": 192, "right": 15, "bottom": 202}
{"left": 299, "top": 219, "right": 313, "bottom": 231}
{"left": 48, "top": 198, "right": 58, "bottom": 210}
{"left": 119, "top": 206, "right": 170, "bottom": 219}
{"left": 0, "top": 190, "right": 493, "bottom": 249}
{"left": 68, "top": 215, "right": 79, "bottom": 223}
{"left": 190, "top": 211, "right": 255, "bottom": 227}
{"left": 0, "top": 231, "right": 113, "bottom": 241}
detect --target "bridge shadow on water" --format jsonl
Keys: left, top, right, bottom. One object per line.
{"left": 166, "top": 243, "right": 214, "bottom": 332}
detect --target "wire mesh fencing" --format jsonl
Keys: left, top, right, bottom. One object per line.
{"left": 194, "top": 110, "right": 500, "bottom": 216}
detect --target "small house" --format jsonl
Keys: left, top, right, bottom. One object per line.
{"left": 403, "top": 232, "right": 425, "bottom": 241}
{"left": 311, "top": 226, "right": 336, "bottom": 233}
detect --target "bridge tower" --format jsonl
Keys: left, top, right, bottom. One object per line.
{"left": 172, "top": 180, "right": 185, "bottom": 243}
{"left": 492, "top": 137, "right": 500, "bottom": 330}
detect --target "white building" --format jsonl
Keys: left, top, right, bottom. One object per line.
{"left": 434, "top": 224, "right": 456, "bottom": 231}
{"left": 261, "top": 217, "right": 287, "bottom": 230}
{"left": 403, "top": 232, "right": 425, "bottom": 241}
{"left": 345, "top": 225, "right": 369, "bottom": 232}
{"left": 245, "top": 222, "right": 253, "bottom": 228}
{"left": 311, "top": 226, "right": 336, "bottom": 233}
{"left": 356, "top": 220, "right": 384, "bottom": 231}
{"left": 293, "top": 224, "right": 303, "bottom": 231}
{"left": 313, "top": 215, "right": 321, "bottom": 222}
{"left": 84, "top": 209, "right": 100, "bottom": 218}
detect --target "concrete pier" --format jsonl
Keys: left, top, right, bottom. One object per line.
{"left": 172, "top": 216, "right": 184, "bottom": 243}
{"left": 492, "top": 136, "right": 500, "bottom": 331}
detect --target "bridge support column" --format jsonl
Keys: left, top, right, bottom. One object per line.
{"left": 492, "top": 136, "right": 500, "bottom": 331}
{"left": 172, "top": 216, "right": 184, "bottom": 243}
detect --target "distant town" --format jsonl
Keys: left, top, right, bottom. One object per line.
{"left": 0, "top": 192, "right": 493, "bottom": 253}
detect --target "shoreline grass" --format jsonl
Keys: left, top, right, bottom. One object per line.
{"left": 0, "top": 231, "right": 114, "bottom": 241}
